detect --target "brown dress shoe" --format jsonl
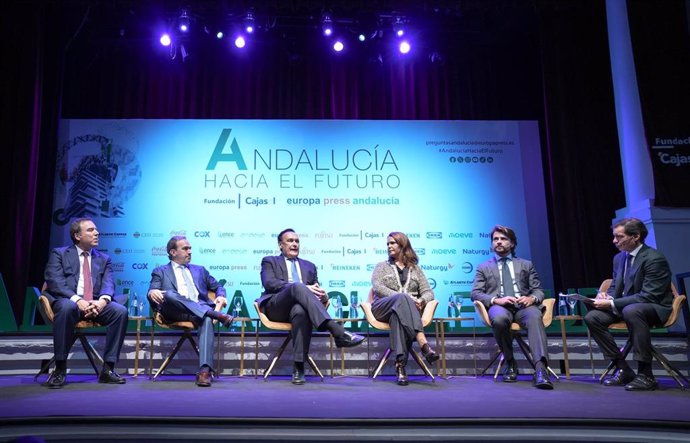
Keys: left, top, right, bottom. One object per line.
{"left": 195, "top": 368, "right": 212, "bottom": 387}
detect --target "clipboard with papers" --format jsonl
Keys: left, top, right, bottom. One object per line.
{"left": 559, "top": 293, "right": 595, "bottom": 305}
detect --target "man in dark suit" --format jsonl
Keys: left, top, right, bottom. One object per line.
{"left": 43, "top": 217, "right": 129, "bottom": 388}
{"left": 471, "top": 225, "right": 553, "bottom": 389}
{"left": 257, "top": 228, "right": 365, "bottom": 384}
{"left": 148, "top": 235, "right": 232, "bottom": 386}
{"left": 585, "top": 218, "right": 673, "bottom": 391}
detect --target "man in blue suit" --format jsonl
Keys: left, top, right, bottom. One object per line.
{"left": 257, "top": 228, "right": 365, "bottom": 384}
{"left": 471, "top": 225, "right": 553, "bottom": 389}
{"left": 43, "top": 218, "right": 129, "bottom": 388}
{"left": 148, "top": 235, "right": 232, "bottom": 387}
{"left": 585, "top": 218, "right": 673, "bottom": 391}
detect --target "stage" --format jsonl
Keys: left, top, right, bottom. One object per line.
{"left": 1, "top": 372, "right": 689, "bottom": 442}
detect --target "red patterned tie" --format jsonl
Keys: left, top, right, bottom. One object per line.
{"left": 82, "top": 251, "right": 93, "bottom": 301}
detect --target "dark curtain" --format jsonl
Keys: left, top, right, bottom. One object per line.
{"left": 2, "top": 0, "right": 630, "bottom": 320}
{"left": 628, "top": 0, "right": 690, "bottom": 207}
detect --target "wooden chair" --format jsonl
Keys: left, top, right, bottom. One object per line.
{"left": 34, "top": 284, "right": 106, "bottom": 381}
{"left": 148, "top": 291, "right": 225, "bottom": 380}
{"left": 253, "top": 300, "right": 326, "bottom": 382}
{"left": 474, "top": 298, "right": 559, "bottom": 380}
{"left": 597, "top": 279, "right": 688, "bottom": 389}
{"left": 360, "top": 290, "right": 439, "bottom": 382}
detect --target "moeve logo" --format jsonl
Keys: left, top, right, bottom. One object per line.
{"left": 194, "top": 231, "right": 210, "bottom": 238}
{"left": 426, "top": 232, "right": 443, "bottom": 239}
{"left": 432, "top": 249, "right": 456, "bottom": 255}
{"left": 131, "top": 263, "right": 149, "bottom": 270}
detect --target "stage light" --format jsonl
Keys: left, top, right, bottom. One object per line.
{"left": 244, "top": 10, "right": 255, "bottom": 34}
{"left": 216, "top": 31, "right": 224, "bottom": 39}
{"left": 358, "top": 33, "right": 366, "bottom": 42}
{"left": 234, "top": 36, "right": 246, "bottom": 48}
{"left": 399, "top": 40, "right": 411, "bottom": 54}
{"left": 178, "top": 10, "right": 191, "bottom": 33}
{"left": 160, "top": 33, "right": 171, "bottom": 47}
{"left": 333, "top": 40, "right": 344, "bottom": 52}
{"left": 393, "top": 17, "right": 405, "bottom": 37}
{"left": 322, "top": 13, "right": 333, "bottom": 36}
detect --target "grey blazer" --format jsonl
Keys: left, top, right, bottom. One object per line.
{"left": 471, "top": 256, "right": 544, "bottom": 308}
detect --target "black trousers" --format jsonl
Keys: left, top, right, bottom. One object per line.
{"left": 584, "top": 303, "right": 662, "bottom": 363}
{"left": 371, "top": 293, "right": 423, "bottom": 366}
{"left": 262, "top": 283, "right": 331, "bottom": 363}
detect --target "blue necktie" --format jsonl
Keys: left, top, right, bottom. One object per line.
{"left": 290, "top": 259, "right": 301, "bottom": 283}
{"left": 501, "top": 258, "right": 515, "bottom": 298}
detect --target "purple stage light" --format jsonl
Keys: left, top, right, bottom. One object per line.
{"left": 216, "top": 31, "right": 224, "bottom": 39}
{"left": 234, "top": 36, "right": 246, "bottom": 48}
{"left": 246, "top": 25, "right": 254, "bottom": 34}
{"left": 333, "top": 40, "right": 344, "bottom": 52}
{"left": 160, "top": 33, "right": 171, "bottom": 47}
{"left": 323, "top": 27, "right": 333, "bottom": 37}
{"left": 399, "top": 40, "right": 411, "bottom": 54}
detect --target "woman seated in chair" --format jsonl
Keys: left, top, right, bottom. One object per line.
{"left": 370, "top": 231, "right": 439, "bottom": 385}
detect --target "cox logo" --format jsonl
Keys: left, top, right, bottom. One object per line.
{"left": 131, "top": 263, "right": 149, "bottom": 270}
{"left": 194, "top": 231, "right": 210, "bottom": 238}
{"left": 329, "top": 280, "right": 346, "bottom": 288}
{"left": 426, "top": 232, "right": 443, "bottom": 239}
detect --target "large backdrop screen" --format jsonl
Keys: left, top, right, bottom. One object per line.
{"left": 51, "top": 119, "right": 552, "bottom": 327}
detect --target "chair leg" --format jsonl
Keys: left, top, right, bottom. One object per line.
{"left": 153, "top": 332, "right": 196, "bottom": 380}
{"left": 599, "top": 339, "right": 633, "bottom": 383}
{"left": 479, "top": 349, "right": 502, "bottom": 377}
{"left": 34, "top": 357, "right": 55, "bottom": 382}
{"left": 78, "top": 335, "right": 104, "bottom": 375}
{"left": 263, "top": 334, "right": 291, "bottom": 381}
{"left": 514, "top": 335, "right": 559, "bottom": 380}
{"left": 651, "top": 346, "right": 689, "bottom": 390}
{"left": 372, "top": 348, "right": 392, "bottom": 379}
{"left": 410, "top": 349, "right": 435, "bottom": 382}
{"left": 306, "top": 355, "right": 325, "bottom": 381}
{"left": 493, "top": 352, "right": 505, "bottom": 380}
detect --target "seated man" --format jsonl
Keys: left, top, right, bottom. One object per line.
{"left": 471, "top": 225, "right": 553, "bottom": 390}
{"left": 257, "top": 228, "right": 365, "bottom": 385}
{"left": 584, "top": 218, "right": 673, "bottom": 391}
{"left": 148, "top": 235, "right": 232, "bottom": 387}
{"left": 43, "top": 217, "right": 128, "bottom": 388}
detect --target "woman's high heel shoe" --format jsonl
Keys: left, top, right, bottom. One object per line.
{"left": 421, "top": 343, "right": 439, "bottom": 364}
{"left": 395, "top": 361, "right": 409, "bottom": 386}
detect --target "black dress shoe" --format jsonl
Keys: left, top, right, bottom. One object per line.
{"left": 502, "top": 362, "right": 518, "bottom": 383}
{"left": 292, "top": 369, "right": 306, "bottom": 385}
{"left": 603, "top": 368, "right": 635, "bottom": 386}
{"left": 421, "top": 343, "right": 440, "bottom": 364}
{"left": 533, "top": 368, "right": 554, "bottom": 390}
{"left": 195, "top": 368, "right": 212, "bottom": 387}
{"left": 98, "top": 369, "right": 126, "bottom": 384}
{"left": 395, "top": 362, "right": 409, "bottom": 386}
{"left": 44, "top": 370, "right": 66, "bottom": 389}
{"left": 334, "top": 331, "right": 366, "bottom": 348}
{"left": 625, "top": 373, "right": 658, "bottom": 391}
